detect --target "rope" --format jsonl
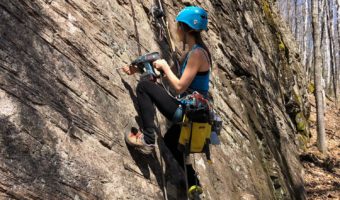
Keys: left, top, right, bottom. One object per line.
{"left": 183, "top": 153, "right": 189, "bottom": 200}
{"left": 193, "top": 153, "right": 199, "bottom": 199}
{"left": 111, "top": 2, "right": 168, "bottom": 199}
{"left": 154, "top": 129, "right": 169, "bottom": 200}
{"left": 153, "top": 0, "right": 180, "bottom": 74}
{"left": 129, "top": 0, "right": 142, "bottom": 56}
{"left": 156, "top": 0, "right": 175, "bottom": 53}
{"left": 151, "top": 5, "right": 165, "bottom": 41}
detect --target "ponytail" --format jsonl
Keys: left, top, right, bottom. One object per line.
{"left": 179, "top": 22, "right": 212, "bottom": 68}
{"left": 193, "top": 32, "right": 212, "bottom": 68}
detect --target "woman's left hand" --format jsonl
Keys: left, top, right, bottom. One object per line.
{"left": 153, "top": 59, "right": 170, "bottom": 73}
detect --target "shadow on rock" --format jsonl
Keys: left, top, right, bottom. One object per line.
{"left": 0, "top": 0, "right": 104, "bottom": 199}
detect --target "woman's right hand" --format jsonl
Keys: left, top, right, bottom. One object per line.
{"left": 122, "top": 65, "right": 139, "bottom": 75}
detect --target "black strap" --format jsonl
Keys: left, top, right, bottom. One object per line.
{"left": 196, "top": 71, "right": 209, "bottom": 76}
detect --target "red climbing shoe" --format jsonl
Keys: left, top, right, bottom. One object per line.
{"left": 125, "top": 127, "right": 155, "bottom": 154}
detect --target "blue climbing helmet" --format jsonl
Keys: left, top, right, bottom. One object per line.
{"left": 176, "top": 6, "right": 208, "bottom": 31}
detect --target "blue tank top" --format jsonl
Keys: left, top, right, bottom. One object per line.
{"left": 180, "top": 45, "right": 210, "bottom": 96}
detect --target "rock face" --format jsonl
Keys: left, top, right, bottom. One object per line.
{"left": 0, "top": 0, "right": 308, "bottom": 199}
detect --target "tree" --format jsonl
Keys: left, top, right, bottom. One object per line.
{"left": 303, "top": 0, "right": 313, "bottom": 81}
{"left": 335, "top": 0, "right": 340, "bottom": 106}
{"left": 302, "top": 0, "right": 308, "bottom": 68}
{"left": 311, "top": 0, "right": 327, "bottom": 153}
{"left": 326, "top": 0, "right": 338, "bottom": 103}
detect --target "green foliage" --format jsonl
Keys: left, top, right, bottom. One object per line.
{"left": 295, "top": 112, "right": 306, "bottom": 131}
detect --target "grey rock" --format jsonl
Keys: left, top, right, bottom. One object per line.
{"left": 0, "top": 0, "right": 307, "bottom": 199}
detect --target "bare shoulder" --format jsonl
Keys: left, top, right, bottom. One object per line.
{"left": 190, "top": 48, "right": 206, "bottom": 62}
{"left": 189, "top": 48, "right": 209, "bottom": 70}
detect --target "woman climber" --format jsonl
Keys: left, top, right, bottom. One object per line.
{"left": 122, "top": 6, "right": 211, "bottom": 198}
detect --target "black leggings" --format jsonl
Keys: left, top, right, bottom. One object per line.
{"left": 136, "top": 80, "right": 199, "bottom": 187}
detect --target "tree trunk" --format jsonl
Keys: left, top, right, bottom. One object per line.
{"left": 287, "top": 0, "right": 291, "bottom": 30}
{"left": 327, "top": 0, "right": 337, "bottom": 101}
{"left": 294, "top": 0, "right": 299, "bottom": 39}
{"left": 302, "top": 0, "right": 309, "bottom": 68}
{"left": 312, "top": 0, "right": 327, "bottom": 153}
{"left": 306, "top": 0, "right": 314, "bottom": 82}
{"left": 336, "top": 0, "right": 340, "bottom": 106}
{"left": 321, "top": 0, "right": 331, "bottom": 93}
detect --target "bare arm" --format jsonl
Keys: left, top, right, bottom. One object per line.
{"left": 122, "top": 65, "right": 141, "bottom": 75}
{"left": 154, "top": 49, "right": 204, "bottom": 94}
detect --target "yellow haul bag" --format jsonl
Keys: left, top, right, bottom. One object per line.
{"left": 179, "top": 115, "right": 212, "bottom": 153}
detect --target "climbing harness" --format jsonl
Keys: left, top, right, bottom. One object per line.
{"left": 176, "top": 91, "right": 222, "bottom": 199}
{"left": 178, "top": 92, "right": 212, "bottom": 157}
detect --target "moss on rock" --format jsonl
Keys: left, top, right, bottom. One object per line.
{"left": 295, "top": 112, "right": 306, "bottom": 131}
{"left": 308, "top": 83, "right": 315, "bottom": 94}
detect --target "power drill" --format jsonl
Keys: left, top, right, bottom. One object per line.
{"left": 130, "top": 52, "right": 162, "bottom": 81}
